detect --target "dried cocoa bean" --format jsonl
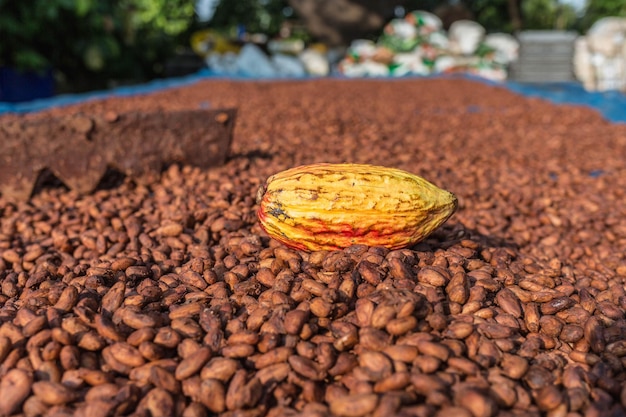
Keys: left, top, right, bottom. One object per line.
{"left": 418, "top": 267, "right": 449, "bottom": 287}
{"left": 32, "top": 381, "right": 77, "bottom": 405}
{"left": 454, "top": 388, "right": 497, "bottom": 417}
{"left": 201, "top": 357, "right": 239, "bottom": 382}
{"left": 0, "top": 368, "right": 33, "bottom": 416}
{"left": 176, "top": 347, "right": 211, "bottom": 380}
{"left": 584, "top": 316, "right": 606, "bottom": 354}
{"left": 109, "top": 342, "right": 145, "bottom": 367}
{"left": 138, "top": 387, "right": 175, "bottom": 417}
{"left": 329, "top": 393, "right": 378, "bottom": 417}
{"left": 289, "top": 355, "right": 325, "bottom": 381}
{"left": 150, "top": 365, "right": 181, "bottom": 394}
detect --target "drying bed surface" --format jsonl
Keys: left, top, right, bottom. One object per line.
{"left": 0, "top": 78, "right": 625, "bottom": 417}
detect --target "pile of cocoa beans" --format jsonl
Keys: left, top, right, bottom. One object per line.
{"left": 0, "top": 78, "right": 625, "bottom": 416}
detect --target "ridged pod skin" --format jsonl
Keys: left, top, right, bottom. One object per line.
{"left": 257, "top": 163, "right": 458, "bottom": 251}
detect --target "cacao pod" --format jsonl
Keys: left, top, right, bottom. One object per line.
{"left": 256, "top": 163, "right": 457, "bottom": 251}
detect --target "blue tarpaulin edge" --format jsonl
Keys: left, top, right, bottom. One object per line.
{"left": 1, "top": 70, "right": 625, "bottom": 124}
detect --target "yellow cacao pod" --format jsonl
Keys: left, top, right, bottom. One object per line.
{"left": 257, "top": 163, "right": 458, "bottom": 251}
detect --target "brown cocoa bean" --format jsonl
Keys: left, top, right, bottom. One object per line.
{"left": 328, "top": 352, "right": 358, "bottom": 377}
{"left": 500, "top": 353, "right": 528, "bottom": 380}
{"left": 489, "top": 382, "right": 517, "bottom": 408}
{"left": 101, "top": 346, "right": 132, "bottom": 375}
{"left": 359, "top": 327, "right": 391, "bottom": 351}
{"left": 385, "top": 316, "right": 417, "bottom": 336}
{"left": 0, "top": 336, "right": 12, "bottom": 364}
{"left": 382, "top": 345, "right": 418, "bottom": 363}
{"left": 225, "top": 370, "right": 262, "bottom": 410}
{"left": 59, "top": 345, "right": 80, "bottom": 370}
{"left": 32, "top": 380, "right": 77, "bottom": 405}
{"left": 331, "top": 321, "right": 358, "bottom": 351}
{"left": 539, "top": 315, "right": 564, "bottom": 338}
{"left": 41, "top": 340, "right": 62, "bottom": 362}
{"left": 201, "top": 357, "right": 239, "bottom": 382}
{"left": 412, "top": 354, "right": 442, "bottom": 374}
{"left": 607, "top": 340, "right": 626, "bottom": 357}
{"left": 77, "top": 331, "right": 106, "bottom": 351}
{"left": 410, "top": 373, "right": 448, "bottom": 395}
{"left": 568, "top": 387, "right": 589, "bottom": 411}
{"left": 541, "top": 296, "right": 575, "bottom": 315}
{"left": 584, "top": 316, "right": 606, "bottom": 353}
{"left": 535, "top": 385, "right": 563, "bottom": 411}
{"left": 524, "top": 302, "right": 541, "bottom": 333}
{"left": 54, "top": 285, "right": 79, "bottom": 312}
{"left": 138, "top": 341, "right": 165, "bottom": 361}
{"left": 169, "top": 302, "right": 203, "bottom": 320}
{"left": 138, "top": 387, "right": 175, "bottom": 417}
{"left": 176, "top": 347, "right": 211, "bottom": 380}
{"left": 358, "top": 350, "right": 393, "bottom": 381}
{"left": 329, "top": 393, "right": 379, "bottom": 417}
{"left": 127, "top": 327, "right": 156, "bottom": 346}
{"left": 50, "top": 328, "right": 72, "bottom": 346}
{"left": 253, "top": 347, "right": 293, "bottom": 369}
{"left": 289, "top": 355, "right": 325, "bottom": 381}
{"left": 495, "top": 288, "right": 522, "bottom": 318}
{"left": 0, "top": 368, "right": 33, "bottom": 416}
{"left": 455, "top": 388, "right": 497, "bottom": 417}
{"left": 448, "top": 357, "right": 480, "bottom": 375}
{"left": 171, "top": 317, "right": 203, "bottom": 339}
{"left": 93, "top": 314, "right": 123, "bottom": 342}
{"left": 109, "top": 342, "right": 145, "bottom": 367}
{"left": 560, "top": 324, "right": 584, "bottom": 343}
{"left": 579, "top": 288, "right": 597, "bottom": 313}
{"left": 150, "top": 365, "right": 181, "bottom": 394}
{"left": 284, "top": 309, "right": 309, "bottom": 335}
{"left": 79, "top": 369, "right": 113, "bottom": 386}
{"left": 154, "top": 327, "right": 182, "bottom": 349}
{"left": 35, "top": 360, "right": 62, "bottom": 383}
{"left": 435, "top": 407, "right": 472, "bottom": 417}
{"left": 371, "top": 304, "right": 396, "bottom": 329}
{"left": 120, "top": 307, "right": 157, "bottom": 329}
{"left": 309, "top": 297, "right": 333, "bottom": 318}
{"left": 415, "top": 340, "right": 450, "bottom": 362}
{"left": 200, "top": 379, "right": 226, "bottom": 413}
{"left": 477, "top": 323, "right": 515, "bottom": 339}
{"left": 373, "top": 372, "right": 410, "bottom": 393}
{"left": 355, "top": 298, "right": 374, "bottom": 327}
{"left": 222, "top": 343, "right": 255, "bottom": 359}
{"left": 556, "top": 306, "right": 590, "bottom": 324}
{"left": 418, "top": 267, "right": 449, "bottom": 287}
{"left": 22, "top": 315, "right": 47, "bottom": 338}
{"left": 22, "top": 395, "right": 50, "bottom": 416}
{"left": 569, "top": 350, "right": 600, "bottom": 365}
{"left": 358, "top": 261, "right": 384, "bottom": 286}
{"left": 256, "top": 363, "right": 290, "bottom": 385}
{"left": 371, "top": 393, "right": 402, "bottom": 417}
{"left": 444, "top": 321, "right": 474, "bottom": 339}
{"left": 524, "top": 365, "right": 555, "bottom": 390}
{"left": 101, "top": 281, "right": 125, "bottom": 314}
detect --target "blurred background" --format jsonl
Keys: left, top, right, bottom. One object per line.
{"left": 1, "top": 0, "right": 625, "bottom": 102}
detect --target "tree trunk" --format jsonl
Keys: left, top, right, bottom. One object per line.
{"left": 508, "top": 0, "right": 523, "bottom": 32}
{"left": 288, "top": 0, "right": 402, "bottom": 46}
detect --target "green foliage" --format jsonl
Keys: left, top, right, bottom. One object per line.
{"left": 466, "top": 0, "right": 515, "bottom": 32}
{"left": 209, "top": 0, "right": 290, "bottom": 37}
{"left": 579, "top": 0, "right": 626, "bottom": 32}
{"left": 521, "top": 0, "right": 577, "bottom": 30}
{"left": 123, "top": 0, "right": 196, "bottom": 36}
{"left": 465, "top": 0, "right": 626, "bottom": 33}
{"left": 0, "top": 0, "right": 197, "bottom": 91}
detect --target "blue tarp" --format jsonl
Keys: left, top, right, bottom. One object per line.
{"left": 504, "top": 80, "right": 626, "bottom": 124}
{"left": 1, "top": 70, "right": 625, "bottom": 124}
